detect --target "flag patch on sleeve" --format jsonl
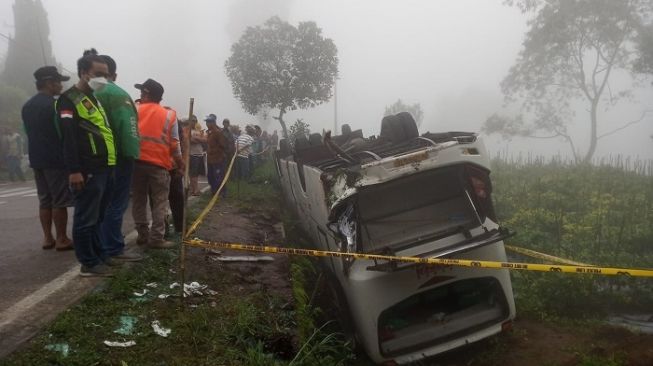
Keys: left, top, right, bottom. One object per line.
{"left": 60, "top": 110, "right": 74, "bottom": 119}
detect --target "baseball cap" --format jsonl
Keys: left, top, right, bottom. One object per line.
{"left": 134, "top": 78, "right": 164, "bottom": 100}
{"left": 204, "top": 114, "right": 217, "bottom": 123}
{"left": 33, "top": 66, "right": 70, "bottom": 82}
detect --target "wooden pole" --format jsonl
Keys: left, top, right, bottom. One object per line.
{"left": 179, "top": 97, "right": 194, "bottom": 304}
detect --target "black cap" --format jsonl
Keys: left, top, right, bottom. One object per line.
{"left": 33, "top": 66, "right": 70, "bottom": 82}
{"left": 204, "top": 114, "right": 217, "bottom": 123}
{"left": 134, "top": 78, "right": 164, "bottom": 100}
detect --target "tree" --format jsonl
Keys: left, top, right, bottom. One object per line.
{"left": 634, "top": 24, "right": 653, "bottom": 74}
{"left": 384, "top": 99, "right": 424, "bottom": 127}
{"left": 1, "top": 0, "right": 58, "bottom": 96}
{"left": 0, "top": 82, "right": 28, "bottom": 131}
{"left": 288, "top": 118, "right": 310, "bottom": 149}
{"left": 225, "top": 16, "right": 338, "bottom": 139}
{"left": 484, "top": 0, "right": 653, "bottom": 163}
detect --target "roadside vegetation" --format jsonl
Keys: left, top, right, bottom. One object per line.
{"left": 492, "top": 154, "right": 653, "bottom": 320}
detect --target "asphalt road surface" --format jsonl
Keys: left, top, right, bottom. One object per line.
{"left": 0, "top": 178, "right": 207, "bottom": 357}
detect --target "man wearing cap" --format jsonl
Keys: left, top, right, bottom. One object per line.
{"left": 56, "top": 51, "right": 116, "bottom": 277}
{"left": 204, "top": 114, "right": 228, "bottom": 194}
{"left": 93, "top": 54, "right": 142, "bottom": 262}
{"left": 132, "top": 78, "right": 184, "bottom": 249}
{"left": 22, "top": 66, "right": 74, "bottom": 251}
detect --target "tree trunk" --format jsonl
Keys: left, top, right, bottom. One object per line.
{"left": 277, "top": 109, "right": 288, "bottom": 139}
{"left": 583, "top": 100, "right": 599, "bottom": 163}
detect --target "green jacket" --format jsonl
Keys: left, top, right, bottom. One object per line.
{"left": 95, "top": 82, "right": 140, "bottom": 160}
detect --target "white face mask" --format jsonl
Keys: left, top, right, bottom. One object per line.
{"left": 88, "top": 77, "right": 109, "bottom": 91}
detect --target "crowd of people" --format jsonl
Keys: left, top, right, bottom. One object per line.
{"left": 19, "top": 49, "right": 278, "bottom": 277}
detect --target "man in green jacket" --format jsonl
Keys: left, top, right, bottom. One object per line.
{"left": 94, "top": 54, "right": 142, "bottom": 262}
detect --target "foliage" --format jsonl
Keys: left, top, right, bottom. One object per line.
{"left": 0, "top": 82, "right": 28, "bottom": 132}
{"left": 1, "top": 0, "right": 59, "bottom": 96}
{"left": 225, "top": 16, "right": 338, "bottom": 139}
{"left": 491, "top": 154, "right": 653, "bottom": 317}
{"left": 384, "top": 99, "right": 424, "bottom": 127}
{"left": 288, "top": 119, "right": 311, "bottom": 149}
{"left": 485, "top": 0, "right": 653, "bottom": 163}
{"left": 634, "top": 23, "right": 653, "bottom": 75}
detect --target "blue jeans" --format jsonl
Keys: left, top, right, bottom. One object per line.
{"left": 237, "top": 156, "right": 250, "bottom": 180}
{"left": 72, "top": 169, "right": 112, "bottom": 267}
{"left": 100, "top": 159, "right": 134, "bottom": 257}
{"left": 207, "top": 162, "right": 222, "bottom": 194}
{"left": 6, "top": 156, "right": 25, "bottom": 181}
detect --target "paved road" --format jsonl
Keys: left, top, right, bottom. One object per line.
{"left": 0, "top": 180, "right": 135, "bottom": 312}
{"left": 0, "top": 178, "right": 208, "bottom": 357}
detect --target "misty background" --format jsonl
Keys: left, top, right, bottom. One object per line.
{"left": 0, "top": 0, "right": 651, "bottom": 159}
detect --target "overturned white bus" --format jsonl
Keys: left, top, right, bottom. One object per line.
{"left": 275, "top": 112, "right": 516, "bottom": 365}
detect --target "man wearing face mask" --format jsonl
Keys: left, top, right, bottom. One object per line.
{"left": 132, "top": 78, "right": 184, "bottom": 249}
{"left": 56, "top": 49, "right": 117, "bottom": 277}
{"left": 22, "top": 66, "right": 74, "bottom": 251}
{"left": 92, "top": 54, "right": 142, "bottom": 263}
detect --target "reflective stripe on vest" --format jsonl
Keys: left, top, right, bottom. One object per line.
{"left": 65, "top": 88, "right": 116, "bottom": 166}
{"left": 138, "top": 104, "right": 176, "bottom": 170}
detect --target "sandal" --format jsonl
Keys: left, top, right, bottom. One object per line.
{"left": 55, "top": 240, "right": 74, "bottom": 251}
{"left": 42, "top": 240, "right": 56, "bottom": 250}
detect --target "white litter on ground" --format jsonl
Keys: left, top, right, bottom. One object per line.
{"left": 145, "top": 282, "right": 158, "bottom": 288}
{"left": 133, "top": 289, "right": 148, "bottom": 297}
{"left": 184, "top": 282, "right": 207, "bottom": 297}
{"left": 103, "top": 340, "right": 136, "bottom": 348}
{"left": 151, "top": 321, "right": 171, "bottom": 337}
{"left": 169, "top": 282, "right": 180, "bottom": 289}
{"left": 158, "top": 294, "right": 170, "bottom": 299}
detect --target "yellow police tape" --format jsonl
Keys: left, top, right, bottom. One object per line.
{"left": 185, "top": 151, "right": 238, "bottom": 238}
{"left": 505, "top": 245, "right": 591, "bottom": 266}
{"left": 184, "top": 238, "right": 653, "bottom": 278}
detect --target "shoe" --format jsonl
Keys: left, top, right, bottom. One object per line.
{"left": 80, "top": 263, "right": 114, "bottom": 277}
{"left": 103, "top": 257, "right": 125, "bottom": 267}
{"left": 113, "top": 250, "right": 143, "bottom": 262}
{"left": 147, "top": 240, "right": 176, "bottom": 249}
{"left": 136, "top": 234, "right": 149, "bottom": 245}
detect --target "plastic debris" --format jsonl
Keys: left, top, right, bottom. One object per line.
{"left": 44, "top": 343, "right": 69, "bottom": 357}
{"left": 114, "top": 316, "right": 137, "bottom": 336}
{"left": 104, "top": 340, "right": 136, "bottom": 347}
{"left": 169, "top": 282, "right": 180, "bottom": 289}
{"left": 158, "top": 294, "right": 170, "bottom": 299}
{"left": 151, "top": 321, "right": 171, "bottom": 337}
{"left": 184, "top": 282, "right": 207, "bottom": 297}
{"left": 214, "top": 256, "right": 274, "bottom": 262}
{"left": 206, "top": 289, "right": 218, "bottom": 296}
{"left": 133, "top": 289, "right": 148, "bottom": 297}
{"left": 145, "top": 282, "right": 158, "bottom": 288}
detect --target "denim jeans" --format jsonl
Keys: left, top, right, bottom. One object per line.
{"left": 207, "top": 162, "right": 222, "bottom": 194}
{"left": 6, "top": 156, "right": 25, "bottom": 181}
{"left": 72, "top": 168, "right": 112, "bottom": 267}
{"left": 100, "top": 159, "right": 134, "bottom": 257}
{"left": 236, "top": 156, "right": 250, "bottom": 180}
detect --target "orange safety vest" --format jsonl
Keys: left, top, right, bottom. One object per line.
{"left": 137, "top": 102, "right": 177, "bottom": 170}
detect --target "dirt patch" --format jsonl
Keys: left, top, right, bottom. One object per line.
{"left": 425, "top": 317, "right": 653, "bottom": 366}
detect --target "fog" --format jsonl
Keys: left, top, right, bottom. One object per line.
{"left": 1, "top": 0, "right": 651, "bottom": 159}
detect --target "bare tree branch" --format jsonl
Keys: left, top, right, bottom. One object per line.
{"left": 598, "top": 110, "right": 653, "bottom": 140}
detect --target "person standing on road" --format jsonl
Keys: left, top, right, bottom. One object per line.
{"left": 94, "top": 54, "right": 142, "bottom": 262}
{"left": 235, "top": 125, "right": 255, "bottom": 180}
{"left": 22, "top": 66, "right": 74, "bottom": 251}
{"left": 205, "top": 115, "right": 228, "bottom": 194}
{"left": 167, "top": 118, "right": 186, "bottom": 236}
{"left": 4, "top": 128, "right": 26, "bottom": 182}
{"left": 132, "top": 78, "right": 184, "bottom": 249}
{"left": 57, "top": 51, "right": 116, "bottom": 277}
